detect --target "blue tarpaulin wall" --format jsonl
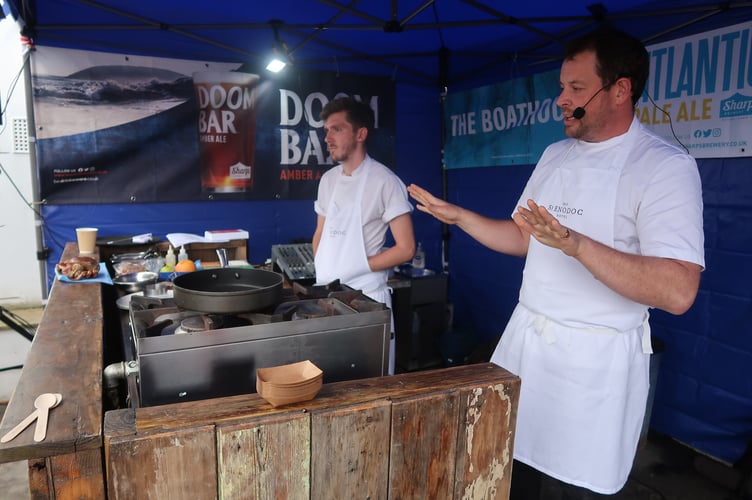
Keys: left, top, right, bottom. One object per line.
{"left": 9, "top": 0, "right": 752, "bottom": 464}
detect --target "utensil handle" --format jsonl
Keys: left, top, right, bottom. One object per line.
{"left": 0, "top": 409, "right": 39, "bottom": 443}
{"left": 104, "top": 236, "right": 135, "bottom": 244}
{"left": 33, "top": 406, "right": 50, "bottom": 442}
{"left": 216, "top": 248, "right": 228, "bottom": 268}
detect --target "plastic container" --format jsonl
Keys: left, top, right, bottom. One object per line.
{"left": 165, "top": 246, "right": 177, "bottom": 268}
{"left": 112, "top": 259, "right": 149, "bottom": 276}
{"left": 177, "top": 245, "right": 188, "bottom": 263}
{"left": 412, "top": 242, "right": 425, "bottom": 269}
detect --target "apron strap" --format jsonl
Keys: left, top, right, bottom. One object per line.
{"left": 529, "top": 307, "right": 652, "bottom": 353}
{"left": 641, "top": 315, "right": 653, "bottom": 354}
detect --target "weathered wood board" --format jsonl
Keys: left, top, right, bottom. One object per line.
{"left": 104, "top": 363, "right": 520, "bottom": 499}
{"left": 106, "top": 424, "right": 217, "bottom": 499}
{"left": 311, "top": 400, "right": 391, "bottom": 499}
{"left": 218, "top": 412, "right": 311, "bottom": 499}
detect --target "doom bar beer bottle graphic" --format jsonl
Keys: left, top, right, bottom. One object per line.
{"left": 193, "top": 71, "right": 259, "bottom": 193}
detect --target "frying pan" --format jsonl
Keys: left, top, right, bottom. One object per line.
{"left": 172, "top": 268, "right": 284, "bottom": 314}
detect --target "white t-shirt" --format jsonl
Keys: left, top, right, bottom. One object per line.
{"left": 314, "top": 155, "right": 413, "bottom": 257}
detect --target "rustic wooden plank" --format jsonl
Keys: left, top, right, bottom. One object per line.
{"left": 0, "top": 241, "right": 103, "bottom": 463}
{"left": 389, "top": 391, "right": 460, "bottom": 499}
{"left": 453, "top": 381, "right": 520, "bottom": 499}
{"left": 217, "top": 412, "right": 310, "bottom": 500}
{"left": 48, "top": 448, "right": 106, "bottom": 499}
{"left": 103, "top": 408, "right": 137, "bottom": 441}
{"left": 311, "top": 400, "right": 391, "bottom": 499}
{"left": 106, "top": 424, "right": 217, "bottom": 500}
{"left": 135, "top": 363, "right": 515, "bottom": 433}
{"left": 28, "top": 457, "right": 51, "bottom": 500}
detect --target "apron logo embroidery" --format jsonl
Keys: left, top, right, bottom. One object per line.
{"left": 547, "top": 203, "right": 585, "bottom": 220}
{"left": 548, "top": 204, "right": 584, "bottom": 218}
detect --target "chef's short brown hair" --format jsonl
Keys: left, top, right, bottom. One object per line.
{"left": 320, "top": 96, "right": 375, "bottom": 133}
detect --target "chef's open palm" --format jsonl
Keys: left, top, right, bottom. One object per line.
{"left": 407, "top": 184, "right": 461, "bottom": 225}
{"left": 513, "top": 199, "right": 578, "bottom": 256}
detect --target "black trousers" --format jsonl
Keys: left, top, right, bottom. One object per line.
{"left": 510, "top": 460, "right": 616, "bottom": 500}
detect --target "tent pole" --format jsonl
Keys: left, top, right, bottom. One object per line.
{"left": 439, "top": 46, "right": 449, "bottom": 274}
{"left": 21, "top": 44, "right": 49, "bottom": 301}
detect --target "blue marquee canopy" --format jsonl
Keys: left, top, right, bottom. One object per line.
{"left": 6, "top": 0, "right": 752, "bottom": 465}
{"left": 6, "top": 0, "right": 752, "bottom": 88}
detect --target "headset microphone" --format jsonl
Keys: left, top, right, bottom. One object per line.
{"left": 572, "top": 84, "right": 609, "bottom": 120}
{"left": 571, "top": 106, "right": 587, "bottom": 120}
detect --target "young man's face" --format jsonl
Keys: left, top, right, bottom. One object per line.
{"left": 324, "top": 111, "right": 366, "bottom": 163}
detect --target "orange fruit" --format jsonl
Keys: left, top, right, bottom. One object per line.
{"left": 175, "top": 259, "right": 197, "bottom": 273}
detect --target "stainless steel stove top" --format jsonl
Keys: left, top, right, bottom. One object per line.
{"left": 124, "top": 284, "right": 391, "bottom": 407}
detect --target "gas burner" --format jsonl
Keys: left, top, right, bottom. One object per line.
{"left": 128, "top": 284, "right": 379, "bottom": 339}
{"left": 176, "top": 315, "right": 215, "bottom": 334}
{"left": 274, "top": 300, "right": 330, "bottom": 320}
{"left": 291, "top": 279, "right": 343, "bottom": 299}
{"left": 175, "top": 314, "right": 253, "bottom": 334}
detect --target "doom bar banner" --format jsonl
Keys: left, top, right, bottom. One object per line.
{"left": 30, "top": 46, "right": 395, "bottom": 203}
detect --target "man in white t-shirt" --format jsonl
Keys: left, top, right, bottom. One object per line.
{"left": 408, "top": 27, "right": 704, "bottom": 498}
{"left": 313, "top": 96, "right": 415, "bottom": 375}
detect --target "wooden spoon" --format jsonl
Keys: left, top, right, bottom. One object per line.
{"left": 1, "top": 393, "right": 60, "bottom": 443}
{"left": 33, "top": 393, "right": 60, "bottom": 442}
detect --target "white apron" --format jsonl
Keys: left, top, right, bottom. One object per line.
{"left": 315, "top": 161, "right": 395, "bottom": 374}
{"left": 491, "top": 131, "right": 651, "bottom": 494}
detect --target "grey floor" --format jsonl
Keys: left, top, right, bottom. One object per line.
{"left": 0, "top": 459, "right": 29, "bottom": 499}
{"left": 0, "top": 404, "right": 29, "bottom": 498}
{"left": 543, "top": 431, "right": 752, "bottom": 500}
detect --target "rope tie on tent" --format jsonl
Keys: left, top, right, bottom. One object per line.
{"left": 20, "top": 35, "right": 34, "bottom": 48}
{"left": 20, "top": 25, "right": 35, "bottom": 49}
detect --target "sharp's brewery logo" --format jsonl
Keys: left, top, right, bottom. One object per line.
{"left": 230, "top": 162, "right": 251, "bottom": 180}
{"left": 720, "top": 93, "right": 752, "bottom": 119}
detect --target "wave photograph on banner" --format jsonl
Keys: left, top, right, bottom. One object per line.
{"left": 30, "top": 45, "right": 239, "bottom": 204}
{"left": 34, "top": 65, "right": 195, "bottom": 139}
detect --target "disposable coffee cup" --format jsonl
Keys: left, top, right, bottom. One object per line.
{"left": 76, "top": 227, "right": 98, "bottom": 254}
{"left": 193, "top": 71, "right": 259, "bottom": 193}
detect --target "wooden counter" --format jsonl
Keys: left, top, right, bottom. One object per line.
{"left": 0, "top": 242, "right": 521, "bottom": 499}
{"left": 0, "top": 242, "right": 106, "bottom": 496}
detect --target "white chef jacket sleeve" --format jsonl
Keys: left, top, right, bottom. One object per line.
{"left": 314, "top": 168, "right": 337, "bottom": 217}
{"left": 631, "top": 151, "right": 705, "bottom": 268}
{"left": 379, "top": 171, "right": 413, "bottom": 223}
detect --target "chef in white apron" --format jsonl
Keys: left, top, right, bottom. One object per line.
{"left": 491, "top": 126, "right": 654, "bottom": 495}
{"left": 407, "top": 27, "right": 704, "bottom": 498}
{"left": 313, "top": 97, "right": 415, "bottom": 375}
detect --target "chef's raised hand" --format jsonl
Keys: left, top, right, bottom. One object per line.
{"left": 513, "top": 199, "right": 578, "bottom": 255}
{"left": 407, "top": 184, "right": 461, "bottom": 225}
